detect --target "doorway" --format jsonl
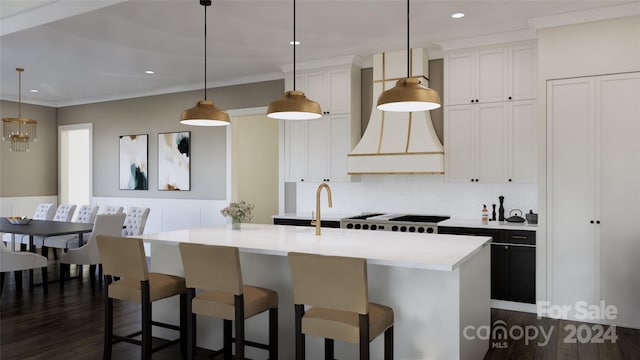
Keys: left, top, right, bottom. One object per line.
{"left": 58, "top": 123, "right": 92, "bottom": 207}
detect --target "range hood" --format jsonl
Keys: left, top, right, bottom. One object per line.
{"left": 348, "top": 49, "right": 444, "bottom": 174}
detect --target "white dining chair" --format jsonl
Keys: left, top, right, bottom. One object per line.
{"left": 2, "top": 203, "right": 56, "bottom": 251}
{"left": 97, "top": 206, "right": 124, "bottom": 215}
{"left": 1, "top": 242, "right": 48, "bottom": 295}
{"left": 43, "top": 205, "right": 98, "bottom": 254}
{"left": 59, "top": 213, "right": 126, "bottom": 291}
{"left": 122, "top": 207, "right": 150, "bottom": 237}
{"left": 29, "top": 204, "right": 77, "bottom": 257}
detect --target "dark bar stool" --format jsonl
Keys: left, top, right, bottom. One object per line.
{"left": 96, "top": 235, "right": 188, "bottom": 360}
{"left": 288, "top": 252, "right": 394, "bottom": 360}
{"left": 179, "top": 243, "right": 278, "bottom": 360}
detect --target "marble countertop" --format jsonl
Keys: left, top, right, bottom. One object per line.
{"left": 271, "top": 213, "right": 355, "bottom": 221}
{"left": 439, "top": 218, "right": 537, "bottom": 231}
{"left": 138, "top": 223, "right": 490, "bottom": 271}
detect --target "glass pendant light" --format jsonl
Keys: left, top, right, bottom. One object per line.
{"left": 266, "top": 0, "right": 322, "bottom": 120}
{"left": 377, "top": 0, "right": 441, "bottom": 112}
{"left": 180, "top": 0, "right": 230, "bottom": 126}
{"left": 2, "top": 68, "right": 37, "bottom": 152}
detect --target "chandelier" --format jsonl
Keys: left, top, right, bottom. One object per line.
{"left": 2, "top": 68, "right": 37, "bottom": 152}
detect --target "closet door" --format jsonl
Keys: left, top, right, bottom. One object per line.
{"left": 600, "top": 72, "right": 640, "bottom": 326}
{"left": 547, "top": 78, "right": 598, "bottom": 318}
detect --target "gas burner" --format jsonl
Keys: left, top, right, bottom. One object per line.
{"left": 340, "top": 213, "right": 450, "bottom": 234}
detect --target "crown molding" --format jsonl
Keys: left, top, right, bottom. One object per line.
{"left": 529, "top": 2, "right": 640, "bottom": 30}
{"left": 435, "top": 29, "right": 537, "bottom": 52}
{"left": 278, "top": 55, "right": 364, "bottom": 73}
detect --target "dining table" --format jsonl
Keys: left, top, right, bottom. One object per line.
{"left": 0, "top": 217, "right": 94, "bottom": 291}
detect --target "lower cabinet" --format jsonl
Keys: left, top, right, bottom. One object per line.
{"left": 439, "top": 226, "right": 536, "bottom": 304}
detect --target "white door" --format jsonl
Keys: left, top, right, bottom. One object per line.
{"left": 58, "top": 123, "right": 92, "bottom": 207}
{"left": 599, "top": 72, "right": 640, "bottom": 326}
{"left": 547, "top": 78, "right": 599, "bottom": 319}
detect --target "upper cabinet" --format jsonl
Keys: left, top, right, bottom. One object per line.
{"left": 282, "top": 64, "right": 361, "bottom": 183}
{"left": 444, "top": 42, "right": 537, "bottom": 106}
{"left": 444, "top": 42, "right": 537, "bottom": 184}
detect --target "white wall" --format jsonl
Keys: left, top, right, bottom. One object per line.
{"left": 536, "top": 15, "right": 640, "bottom": 304}
{"left": 295, "top": 176, "right": 537, "bottom": 220}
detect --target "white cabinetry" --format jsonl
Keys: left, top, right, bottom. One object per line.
{"left": 547, "top": 72, "right": 640, "bottom": 326}
{"left": 445, "top": 100, "right": 536, "bottom": 183}
{"left": 444, "top": 42, "right": 537, "bottom": 183}
{"left": 282, "top": 65, "right": 361, "bottom": 182}
{"left": 445, "top": 43, "right": 536, "bottom": 106}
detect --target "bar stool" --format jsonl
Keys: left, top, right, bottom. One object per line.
{"left": 178, "top": 243, "right": 278, "bottom": 360}
{"left": 288, "top": 252, "right": 394, "bottom": 360}
{"left": 96, "top": 235, "right": 188, "bottom": 360}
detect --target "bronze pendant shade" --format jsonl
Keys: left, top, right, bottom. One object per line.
{"left": 266, "top": 0, "right": 322, "bottom": 120}
{"left": 179, "top": 0, "right": 230, "bottom": 126}
{"left": 376, "top": 0, "right": 441, "bottom": 112}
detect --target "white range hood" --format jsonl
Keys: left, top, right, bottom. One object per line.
{"left": 348, "top": 48, "right": 444, "bottom": 174}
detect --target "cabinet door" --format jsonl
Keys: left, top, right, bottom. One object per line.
{"left": 508, "top": 100, "right": 537, "bottom": 183}
{"left": 508, "top": 245, "right": 536, "bottom": 303}
{"left": 548, "top": 78, "right": 599, "bottom": 316}
{"left": 306, "top": 71, "right": 329, "bottom": 114}
{"left": 444, "top": 105, "right": 475, "bottom": 182}
{"left": 445, "top": 52, "right": 474, "bottom": 105}
{"left": 284, "top": 121, "right": 308, "bottom": 182}
{"left": 477, "top": 48, "right": 506, "bottom": 103}
{"left": 328, "top": 114, "right": 351, "bottom": 182}
{"left": 600, "top": 72, "right": 640, "bottom": 326}
{"left": 477, "top": 103, "right": 507, "bottom": 182}
{"left": 306, "top": 117, "right": 329, "bottom": 182}
{"left": 329, "top": 69, "right": 350, "bottom": 114}
{"left": 491, "top": 244, "right": 509, "bottom": 301}
{"left": 509, "top": 44, "right": 536, "bottom": 101}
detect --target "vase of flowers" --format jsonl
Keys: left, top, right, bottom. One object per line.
{"left": 221, "top": 200, "right": 254, "bottom": 230}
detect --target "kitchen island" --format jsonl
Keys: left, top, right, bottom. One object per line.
{"left": 138, "top": 223, "right": 491, "bottom": 359}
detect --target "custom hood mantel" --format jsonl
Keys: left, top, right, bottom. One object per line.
{"left": 348, "top": 49, "right": 444, "bottom": 174}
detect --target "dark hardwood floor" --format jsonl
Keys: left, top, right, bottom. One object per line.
{"left": 1, "top": 257, "right": 639, "bottom": 359}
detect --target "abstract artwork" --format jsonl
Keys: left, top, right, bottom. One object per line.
{"left": 158, "top": 131, "right": 190, "bottom": 191}
{"left": 119, "top": 134, "right": 148, "bottom": 190}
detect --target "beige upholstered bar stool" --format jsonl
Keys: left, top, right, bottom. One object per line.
{"left": 96, "top": 235, "right": 188, "bottom": 360}
{"left": 178, "top": 243, "right": 278, "bottom": 360}
{"left": 288, "top": 252, "right": 394, "bottom": 360}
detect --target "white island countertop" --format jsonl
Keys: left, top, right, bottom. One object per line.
{"left": 138, "top": 223, "right": 490, "bottom": 272}
{"left": 440, "top": 218, "right": 537, "bottom": 231}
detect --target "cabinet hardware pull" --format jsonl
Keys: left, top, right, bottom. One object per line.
{"left": 590, "top": 220, "right": 594, "bottom": 224}
{"left": 596, "top": 220, "right": 600, "bottom": 224}
{"left": 512, "top": 235, "right": 528, "bottom": 240}
{"left": 504, "top": 246, "right": 509, "bottom": 249}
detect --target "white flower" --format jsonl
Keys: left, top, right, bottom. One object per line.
{"left": 220, "top": 200, "right": 254, "bottom": 222}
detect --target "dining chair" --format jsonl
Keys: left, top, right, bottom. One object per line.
{"left": 178, "top": 243, "right": 278, "bottom": 360}
{"left": 1, "top": 242, "right": 48, "bottom": 295}
{"left": 122, "top": 207, "right": 150, "bottom": 237}
{"left": 96, "top": 235, "right": 187, "bottom": 360}
{"left": 31, "top": 204, "right": 77, "bottom": 257}
{"left": 42, "top": 205, "right": 98, "bottom": 253}
{"left": 98, "top": 206, "right": 124, "bottom": 215}
{"left": 2, "top": 203, "right": 56, "bottom": 251}
{"left": 59, "top": 213, "right": 126, "bottom": 291}
{"left": 288, "top": 252, "right": 394, "bottom": 360}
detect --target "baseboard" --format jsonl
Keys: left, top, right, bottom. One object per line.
{"left": 492, "top": 299, "right": 537, "bottom": 313}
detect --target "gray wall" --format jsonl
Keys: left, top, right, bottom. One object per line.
{"left": 57, "top": 79, "right": 283, "bottom": 200}
{"left": 0, "top": 100, "right": 58, "bottom": 197}
{"left": 360, "top": 59, "right": 444, "bottom": 143}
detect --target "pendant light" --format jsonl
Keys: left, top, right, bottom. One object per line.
{"left": 2, "top": 68, "right": 37, "bottom": 152}
{"left": 266, "top": 0, "right": 322, "bottom": 120}
{"left": 180, "top": 0, "right": 230, "bottom": 126}
{"left": 376, "top": 0, "right": 441, "bottom": 112}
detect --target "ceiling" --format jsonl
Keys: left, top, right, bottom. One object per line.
{"left": 1, "top": 0, "right": 637, "bottom": 107}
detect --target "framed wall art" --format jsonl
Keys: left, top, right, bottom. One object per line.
{"left": 119, "top": 134, "right": 148, "bottom": 190}
{"left": 158, "top": 131, "right": 190, "bottom": 191}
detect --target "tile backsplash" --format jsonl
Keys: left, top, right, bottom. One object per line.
{"left": 294, "top": 175, "right": 537, "bottom": 219}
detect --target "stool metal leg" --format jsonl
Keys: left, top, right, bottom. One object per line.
{"left": 325, "top": 338, "right": 334, "bottom": 360}
{"left": 384, "top": 326, "right": 394, "bottom": 360}
{"left": 234, "top": 295, "right": 245, "bottom": 360}
{"left": 223, "top": 319, "right": 232, "bottom": 359}
{"left": 141, "top": 280, "right": 152, "bottom": 360}
{"left": 295, "top": 304, "right": 306, "bottom": 360}
{"left": 359, "top": 314, "right": 370, "bottom": 360}
{"left": 186, "top": 288, "right": 195, "bottom": 360}
{"left": 269, "top": 307, "right": 278, "bottom": 360}
{"left": 103, "top": 276, "right": 113, "bottom": 360}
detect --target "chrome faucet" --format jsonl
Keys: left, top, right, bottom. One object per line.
{"left": 311, "top": 183, "right": 332, "bottom": 235}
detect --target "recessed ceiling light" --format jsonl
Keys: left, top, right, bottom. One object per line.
{"left": 289, "top": 41, "right": 300, "bottom": 46}
{"left": 145, "top": 70, "right": 154, "bottom": 74}
{"left": 451, "top": 12, "right": 464, "bottom": 19}
{"left": 29, "top": 89, "right": 39, "bottom": 93}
